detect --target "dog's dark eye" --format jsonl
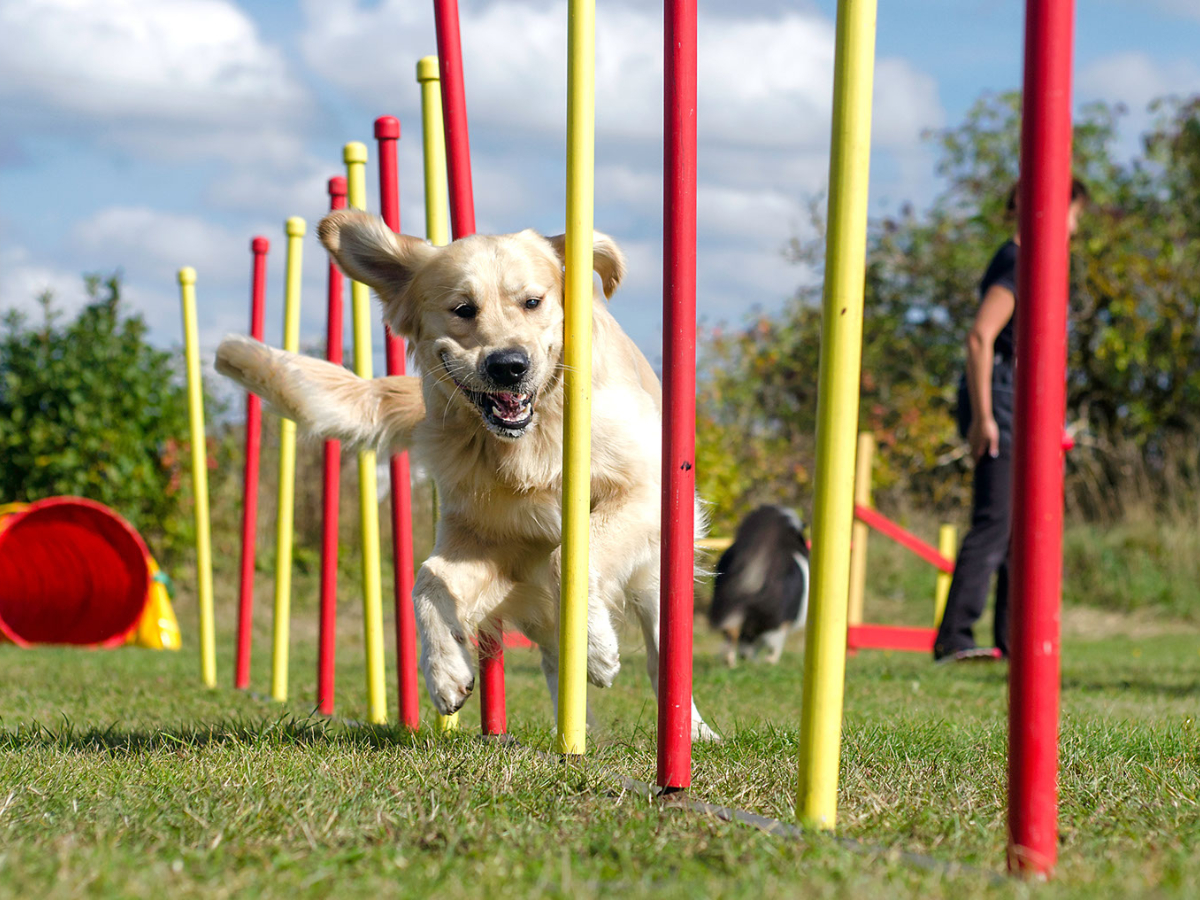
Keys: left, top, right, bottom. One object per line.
{"left": 524, "top": 296, "right": 542, "bottom": 310}
{"left": 453, "top": 304, "right": 477, "bottom": 319}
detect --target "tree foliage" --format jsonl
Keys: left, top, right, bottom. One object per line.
{"left": 0, "top": 274, "right": 193, "bottom": 550}
{"left": 697, "top": 92, "right": 1200, "bottom": 533}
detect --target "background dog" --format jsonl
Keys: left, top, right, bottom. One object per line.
{"left": 215, "top": 211, "right": 718, "bottom": 740}
{"left": 707, "top": 505, "right": 810, "bottom": 666}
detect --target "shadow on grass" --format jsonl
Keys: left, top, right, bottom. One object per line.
{"left": 1061, "top": 674, "right": 1200, "bottom": 698}
{"left": 0, "top": 713, "right": 440, "bottom": 755}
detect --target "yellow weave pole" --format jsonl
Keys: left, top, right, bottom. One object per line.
{"left": 345, "top": 141, "right": 388, "bottom": 725}
{"left": 796, "top": 0, "right": 877, "bottom": 829}
{"left": 270, "top": 217, "right": 305, "bottom": 702}
{"left": 934, "top": 524, "right": 957, "bottom": 627}
{"left": 846, "top": 432, "right": 874, "bottom": 628}
{"left": 557, "top": 0, "right": 595, "bottom": 757}
{"left": 418, "top": 55, "right": 457, "bottom": 733}
{"left": 178, "top": 267, "right": 216, "bottom": 688}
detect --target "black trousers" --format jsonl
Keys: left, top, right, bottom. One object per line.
{"left": 933, "top": 450, "right": 1011, "bottom": 657}
{"left": 935, "top": 364, "right": 1015, "bottom": 658}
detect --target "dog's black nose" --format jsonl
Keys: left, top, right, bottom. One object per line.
{"left": 485, "top": 348, "right": 529, "bottom": 387}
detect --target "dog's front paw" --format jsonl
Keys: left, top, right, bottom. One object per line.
{"left": 586, "top": 646, "right": 620, "bottom": 689}
{"left": 692, "top": 720, "right": 722, "bottom": 743}
{"left": 423, "top": 639, "right": 476, "bottom": 715}
{"left": 215, "top": 334, "right": 273, "bottom": 384}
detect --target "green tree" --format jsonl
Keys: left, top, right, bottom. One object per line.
{"left": 697, "top": 91, "right": 1200, "bottom": 533}
{"left": 0, "top": 273, "right": 193, "bottom": 550}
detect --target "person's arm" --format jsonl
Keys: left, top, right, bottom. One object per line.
{"left": 965, "top": 283, "right": 1016, "bottom": 460}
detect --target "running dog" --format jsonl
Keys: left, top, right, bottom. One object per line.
{"left": 215, "top": 211, "right": 717, "bottom": 740}
{"left": 708, "top": 505, "right": 810, "bottom": 666}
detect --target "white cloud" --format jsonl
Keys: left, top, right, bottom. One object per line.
{"left": 1144, "top": 1, "right": 1200, "bottom": 22}
{"left": 0, "top": 0, "right": 311, "bottom": 163}
{"left": 1077, "top": 52, "right": 1200, "bottom": 114}
{"left": 0, "top": 247, "right": 90, "bottom": 320}
{"left": 300, "top": 1, "right": 942, "bottom": 151}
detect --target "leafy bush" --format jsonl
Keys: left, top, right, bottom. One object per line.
{"left": 0, "top": 274, "right": 193, "bottom": 552}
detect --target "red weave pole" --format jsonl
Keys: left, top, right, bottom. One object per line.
{"left": 433, "top": 0, "right": 477, "bottom": 238}
{"left": 317, "top": 178, "right": 347, "bottom": 716}
{"left": 235, "top": 235, "right": 269, "bottom": 689}
{"left": 433, "top": 0, "right": 506, "bottom": 735}
{"left": 853, "top": 505, "right": 955, "bottom": 574}
{"left": 375, "top": 115, "right": 420, "bottom": 731}
{"left": 1008, "top": 0, "right": 1074, "bottom": 878}
{"left": 657, "top": 0, "right": 698, "bottom": 791}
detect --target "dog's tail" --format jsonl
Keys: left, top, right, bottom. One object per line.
{"left": 215, "top": 334, "right": 425, "bottom": 451}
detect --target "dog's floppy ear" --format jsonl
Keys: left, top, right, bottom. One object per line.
{"left": 318, "top": 211, "right": 436, "bottom": 322}
{"left": 544, "top": 231, "right": 626, "bottom": 299}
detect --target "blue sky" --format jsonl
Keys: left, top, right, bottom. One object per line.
{"left": 1, "top": 0, "right": 1197, "bottom": 387}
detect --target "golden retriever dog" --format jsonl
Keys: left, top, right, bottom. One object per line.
{"left": 215, "top": 211, "right": 716, "bottom": 740}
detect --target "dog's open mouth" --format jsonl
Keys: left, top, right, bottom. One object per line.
{"left": 444, "top": 358, "right": 536, "bottom": 437}
{"left": 473, "top": 387, "right": 534, "bottom": 434}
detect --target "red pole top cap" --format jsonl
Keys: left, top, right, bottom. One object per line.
{"left": 374, "top": 116, "right": 401, "bottom": 140}
{"left": 251, "top": 236, "right": 270, "bottom": 254}
{"left": 328, "top": 175, "right": 347, "bottom": 196}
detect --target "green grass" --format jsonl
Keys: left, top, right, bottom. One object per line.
{"left": 1, "top": 561, "right": 1198, "bottom": 899}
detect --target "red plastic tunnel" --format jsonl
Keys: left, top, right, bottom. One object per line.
{"left": 0, "top": 497, "right": 150, "bottom": 648}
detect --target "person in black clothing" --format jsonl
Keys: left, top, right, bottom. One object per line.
{"left": 933, "top": 179, "right": 1089, "bottom": 663}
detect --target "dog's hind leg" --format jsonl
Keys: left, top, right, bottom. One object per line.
{"left": 631, "top": 586, "right": 721, "bottom": 743}
{"left": 538, "top": 643, "right": 599, "bottom": 731}
{"left": 758, "top": 625, "right": 789, "bottom": 665}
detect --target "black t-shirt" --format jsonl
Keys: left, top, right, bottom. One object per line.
{"left": 980, "top": 240, "right": 1018, "bottom": 359}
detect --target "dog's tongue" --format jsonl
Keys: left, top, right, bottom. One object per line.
{"left": 492, "top": 392, "right": 523, "bottom": 417}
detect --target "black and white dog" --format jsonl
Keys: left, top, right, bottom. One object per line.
{"left": 708, "top": 505, "right": 810, "bottom": 666}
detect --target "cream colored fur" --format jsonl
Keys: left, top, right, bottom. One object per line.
{"left": 215, "top": 211, "right": 716, "bottom": 741}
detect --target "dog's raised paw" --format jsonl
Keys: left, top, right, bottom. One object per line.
{"left": 586, "top": 649, "right": 620, "bottom": 689}
{"left": 215, "top": 335, "right": 272, "bottom": 383}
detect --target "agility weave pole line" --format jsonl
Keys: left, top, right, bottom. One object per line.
{"left": 796, "top": 0, "right": 876, "bottom": 828}
{"left": 270, "top": 218, "right": 305, "bottom": 703}
{"left": 433, "top": 0, "right": 507, "bottom": 737}
{"left": 657, "top": 0, "right": 698, "bottom": 790}
{"left": 375, "top": 116, "right": 421, "bottom": 732}
{"left": 318, "top": 178, "right": 347, "bottom": 717}
{"left": 344, "top": 142, "right": 390, "bottom": 726}
{"left": 556, "top": 0, "right": 596, "bottom": 757}
{"left": 1007, "top": 0, "right": 1074, "bottom": 877}
{"left": 178, "top": 267, "right": 217, "bottom": 688}
{"left": 417, "top": 55, "right": 459, "bottom": 732}
{"left": 235, "top": 237, "right": 269, "bottom": 690}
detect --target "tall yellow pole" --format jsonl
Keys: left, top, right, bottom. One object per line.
{"left": 796, "top": 0, "right": 877, "bottom": 829}
{"left": 345, "top": 141, "right": 388, "bottom": 726}
{"left": 934, "top": 524, "right": 957, "bottom": 627}
{"left": 270, "top": 217, "right": 305, "bottom": 702}
{"left": 557, "top": 0, "right": 595, "bottom": 756}
{"left": 178, "top": 267, "right": 216, "bottom": 688}
{"left": 846, "top": 432, "right": 874, "bottom": 628}
{"left": 417, "top": 55, "right": 458, "bottom": 733}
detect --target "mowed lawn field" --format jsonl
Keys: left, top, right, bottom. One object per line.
{"left": 1, "top": 548, "right": 1198, "bottom": 899}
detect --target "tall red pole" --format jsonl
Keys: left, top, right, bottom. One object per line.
{"left": 235, "top": 236, "right": 269, "bottom": 690}
{"left": 375, "top": 116, "right": 421, "bottom": 731}
{"left": 433, "top": 0, "right": 506, "bottom": 736}
{"left": 1008, "top": 0, "right": 1075, "bottom": 877}
{"left": 317, "top": 177, "right": 347, "bottom": 716}
{"left": 657, "top": 0, "right": 698, "bottom": 791}
{"left": 433, "top": 0, "right": 476, "bottom": 237}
